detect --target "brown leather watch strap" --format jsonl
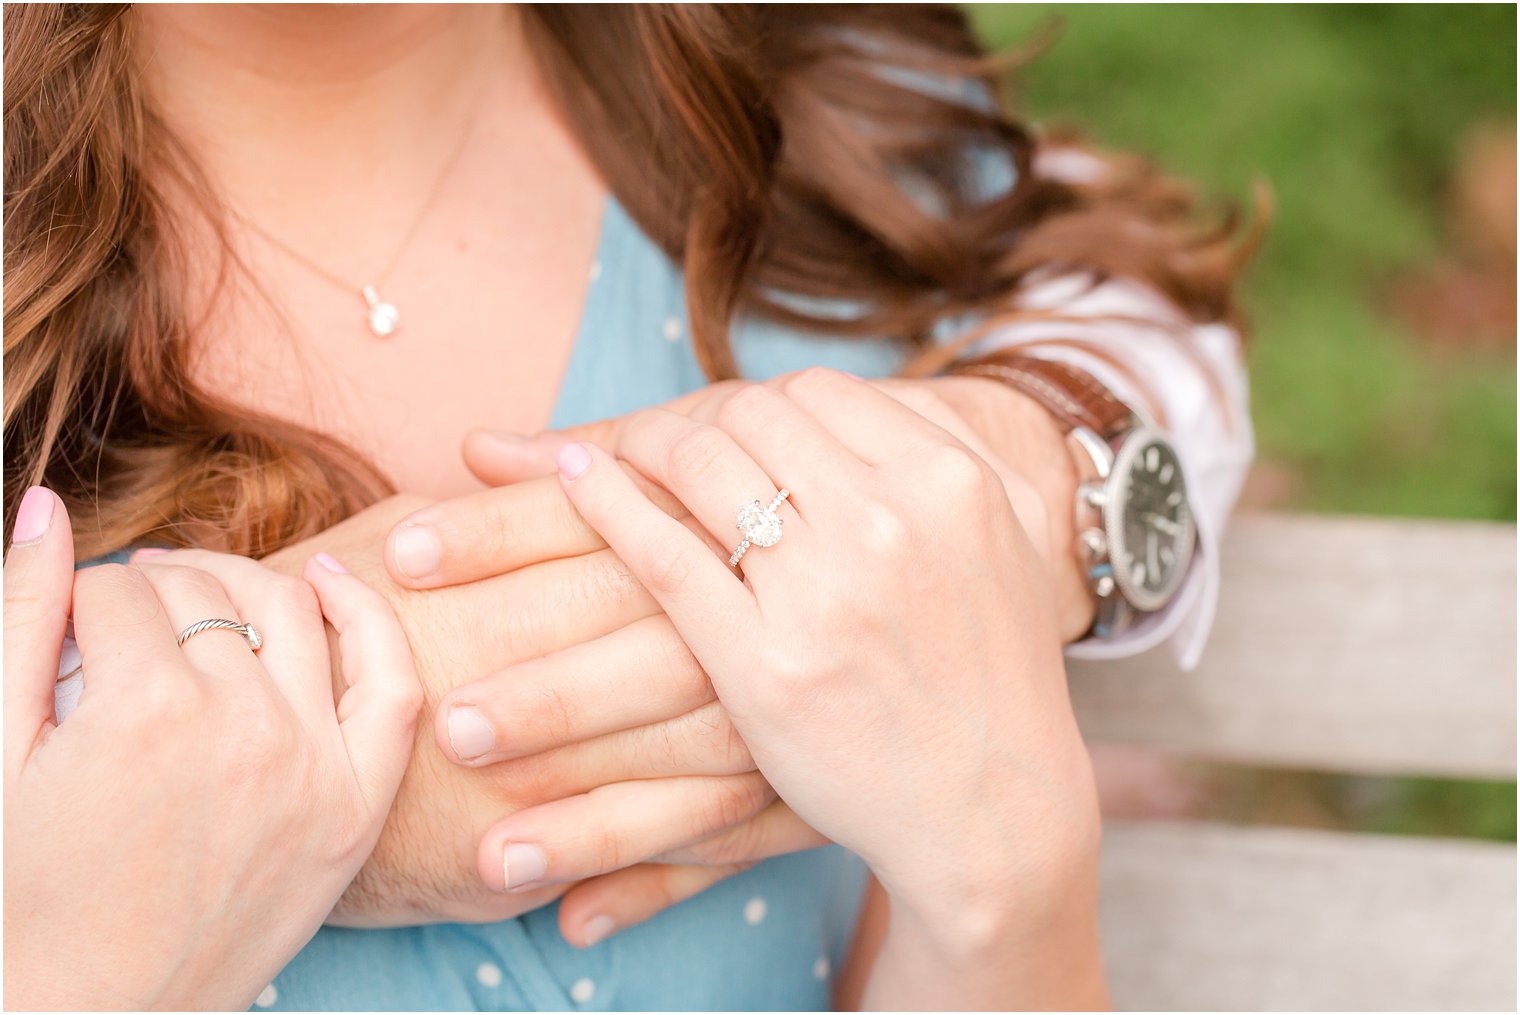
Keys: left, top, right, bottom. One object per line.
{"left": 950, "top": 352, "right": 1135, "bottom": 442}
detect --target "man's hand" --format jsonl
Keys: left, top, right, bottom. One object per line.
{"left": 262, "top": 495, "right": 811, "bottom": 934}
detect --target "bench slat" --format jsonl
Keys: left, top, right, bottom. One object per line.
{"left": 1101, "top": 820, "right": 1517, "bottom": 1011}
{"left": 1069, "top": 513, "right": 1517, "bottom": 778}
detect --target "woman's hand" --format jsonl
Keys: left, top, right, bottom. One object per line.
{"left": 373, "top": 371, "right": 1089, "bottom": 945}
{"left": 548, "top": 369, "right": 1106, "bottom": 1008}
{"left": 3, "top": 489, "right": 421, "bottom": 1011}
{"left": 450, "top": 372, "right": 1094, "bottom": 639}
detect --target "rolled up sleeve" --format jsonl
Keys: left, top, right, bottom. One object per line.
{"left": 967, "top": 271, "right": 1254, "bottom": 670}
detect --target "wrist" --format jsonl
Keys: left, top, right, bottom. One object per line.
{"left": 926, "top": 375, "right": 1096, "bottom": 641}
{"left": 883, "top": 852, "right": 1108, "bottom": 1008}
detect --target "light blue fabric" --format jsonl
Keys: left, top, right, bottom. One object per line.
{"left": 260, "top": 197, "right": 909, "bottom": 1012}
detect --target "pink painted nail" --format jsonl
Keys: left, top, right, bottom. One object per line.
{"left": 557, "top": 442, "right": 593, "bottom": 481}
{"left": 133, "top": 547, "right": 170, "bottom": 560}
{"left": 392, "top": 525, "right": 440, "bottom": 580}
{"left": 314, "top": 552, "right": 348, "bottom": 574}
{"left": 11, "top": 487, "right": 54, "bottom": 545}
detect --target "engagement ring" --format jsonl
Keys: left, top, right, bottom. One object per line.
{"left": 729, "top": 488, "right": 790, "bottom": 567}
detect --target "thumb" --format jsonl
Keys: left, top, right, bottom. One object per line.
{"left": 303, "top": 554, "right": 423, "bottom": 818}
{"left": 3, "top": 487, "right": 76, "bottom": 773}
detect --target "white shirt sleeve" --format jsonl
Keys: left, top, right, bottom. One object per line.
{"left": 965, "top": 270, "right": 1254, "bottom": 671}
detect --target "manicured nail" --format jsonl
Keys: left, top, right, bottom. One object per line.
{"left": 841, "top": 372, "right": 864, "bottom": 381}
{"left": 11, "top": 487, "right": 54, "bottom": 545}
{"left": 392, "top": 524, "right": 441, "bottom": 580}
{"left": 314, "top": 552, "right": 348, "bottom": 574}
{"left": 557, "top": 442, "right": 593, "bottom": 481}
{"left": 581, "top": 915, "right": 617, "bottom": 947}
{"left": 446, "top": 705, "right": 496, "bottom": 762}
{"left": 502, "top": 842, "right": 548, "bottom": 891}
{"left": 132, "top": 547, "right": 169, "bottom": 560}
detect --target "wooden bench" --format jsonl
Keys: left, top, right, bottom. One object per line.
{"left": 1070, "top": 513, "right": 1516, "bottom": 1011}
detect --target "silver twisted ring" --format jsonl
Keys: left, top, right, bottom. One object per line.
{"left": 177, "top": 618, "right": 264, "bottom": 652}
{"left": 728, "top": 488, "right": 790, "bottom": 568}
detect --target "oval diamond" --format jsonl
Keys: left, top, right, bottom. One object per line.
{"left": 736, "top": 500, "right": 782, "bottom": 547}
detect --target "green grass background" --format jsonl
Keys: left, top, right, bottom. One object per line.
{"left": 970, "top": 4, "right": 1516, "bottom": 839}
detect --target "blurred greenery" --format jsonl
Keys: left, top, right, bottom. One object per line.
{"left": 972, "top": 3, "right": 1516, "bottom": 519}
{"left": 970, "top": 5, "right": 1516, "bottom": 841}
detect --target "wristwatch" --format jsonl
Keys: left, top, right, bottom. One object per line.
{"left": 951, "top": 353, "right": 1196, "bottom": 639}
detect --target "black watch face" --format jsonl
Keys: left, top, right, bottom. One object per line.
{"left": 1106, "top": 433, "right": 1195, "bottom": 612}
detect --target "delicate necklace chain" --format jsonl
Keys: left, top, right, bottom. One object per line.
{"left": 227, "top": 93, "right": 488, "bottom": 338}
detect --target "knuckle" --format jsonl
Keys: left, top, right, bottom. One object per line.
{"left": 151, "top": 563, "right": 227, "bottom": 603}
{"left": 469, "top": 506, "right": 521, "bottom": 569}
{"left": 74, "top": 562, "right": 147, "bottom": 602}
{"left": 136, "top": 671, "right": 201, "bottom": 723}
{"left": 582, "top": 551, "right": 642, "bottom": 610}
{"left": 925, "top": 443, "right": 998, "bottom": 500}
{"left": 582, "top": 801, "right": 627, "bottom": 872}
{"left": 2, "top": 582, "right": 58, "bottom": 626}
{"left": 684, "top": 701, "right": 752, "bottom": 773}
{"left": 381, "top": 676, "right": 425, "bottom": 731}
{"left": 664, "top": 425, "right": 729, "bottom": 488}
{"left": 713, "top": 383, "right": 780, "bottom": 435}
{"left": 638, "top": 544, "right": 698, "bottom": 597}
{"left": 780, "top": 366, "right": 844, "bottom": 400}
{"left": 896, "top": 385, "right": 956, "bottom": 423}
{"left": 264, "top": 574, "right": 321, "bottom": 625}
{"left": 690, "top": 816, "right": 764, "bottom": 866}
{"left": 698, "top": 777, "right": 768, "bottom": 838}
{"left": 645, "top": 623, "right": 712, "bottom": 702}
{"left": 531, "top": 680, "right": 582, "bottom": 745}
{"left": 856, "top": 501, "right": 912, "bottom": 558}
{"left": 763, "top": 645, "right": 831, "bottom": 701}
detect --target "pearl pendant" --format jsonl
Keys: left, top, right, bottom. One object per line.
{"left": 361, "top": 285, "right": 400, "bottom": 338}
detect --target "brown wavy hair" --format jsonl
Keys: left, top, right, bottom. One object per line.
{"left": 4, "top": 4, "right": 1257, "bottom": 559}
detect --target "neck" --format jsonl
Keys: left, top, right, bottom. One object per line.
{"left": 133, "top": 4, "right": 528, "bottom": 208}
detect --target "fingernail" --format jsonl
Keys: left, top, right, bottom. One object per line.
{"left": 132, "top": 547, "right": 169, "bottom": 560}
{"left": 11, "top": 487, "right": 54, "bottom": 545}
{"left": 446, "top": 705, "right": 496, "bottom": 762}
{"left": 557, "top": 442, "right": 593, "bottom": 481}
{"left": 502, "top": 842, "right": 548, "bottom": 891}
{"left": 582, "top": 915, "right": 617, "bottom": 947}
{"left": 842, "top": 372, "right": 864, "bottom": 381}
{"left": 392, "top": 524, "right": 441, "bottom": 580}
{"left": 314, "top": 552, "right": 348, "bottom": 574}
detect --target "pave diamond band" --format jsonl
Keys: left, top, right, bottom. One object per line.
{"left": 177, "top": 618, "right": 264, "bottom": 653}
{"left": 728, "top": 488, "right": 790, "bottom": 568}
